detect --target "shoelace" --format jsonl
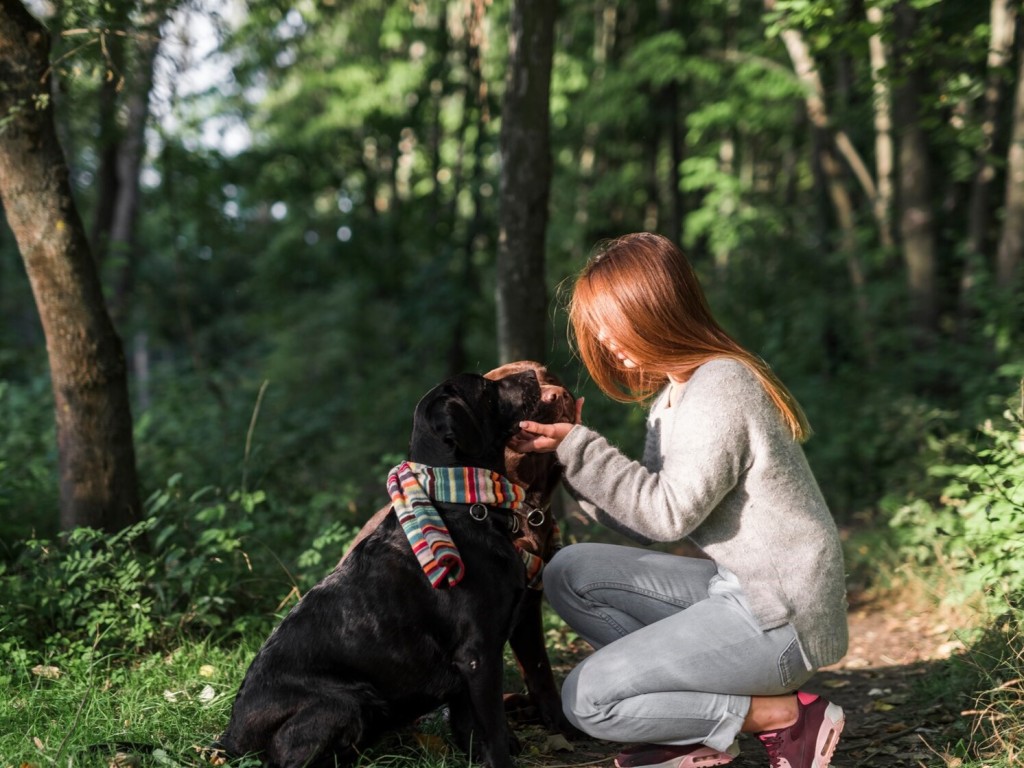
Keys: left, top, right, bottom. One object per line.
{"left": 756, "top": 732, "right": 784, "bottom": 768}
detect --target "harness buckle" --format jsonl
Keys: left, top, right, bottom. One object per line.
{"left": 527, "top": 508, "right": 546, "bottom": 527}
{"left": 469, "top": 503, "right": 489, "bottom": 521}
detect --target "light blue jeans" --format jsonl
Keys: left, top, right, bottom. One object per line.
{"left": 545, "top": 543, "right": 814, "bottom": 752}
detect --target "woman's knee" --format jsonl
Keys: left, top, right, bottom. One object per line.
{"left": 559, "top": 660, "right": 607, "bottom": 738}
{"left": 544, "top": 543, "right": 599, "bottom": 614}
{"left": 560, "top": 653, "right": 642, "bottom": 740}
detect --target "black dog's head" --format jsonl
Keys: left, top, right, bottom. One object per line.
{"left": 409, "top": 371, "right": 542, "bottom": 472}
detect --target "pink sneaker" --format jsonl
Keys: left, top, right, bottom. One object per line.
{"left": 614, "top": 741, "right": 740, "bottom": 768}
{"left": 756, "top": 691, "right": 844, "bottom": 768}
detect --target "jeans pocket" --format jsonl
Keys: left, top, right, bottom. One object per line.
{"left": 778, "top": 631, "right": 812, "bottom": 689}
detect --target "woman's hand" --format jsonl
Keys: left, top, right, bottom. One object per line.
{"left": 509, "top": 398, "right": 584, "bottom": 454}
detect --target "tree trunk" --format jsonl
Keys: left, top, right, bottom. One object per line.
{"left": 89, "top": 19, "right": 128, "bottom": 267}
{"left": 866, "top": 2, "right": 895, "bottom": 251}
{"left": 656, "top": 0, "right": 683, "bottom": 245}
{"left": 766, "top": 0, "right": 881, "bottom": 241}
{"left": 106, "top": 0, "right": 166, "bottom": 322}
{"left": 892, "top": 1, "right": 939, "bottom": 336}
{"left": 961, "top": 0, "right": 1017, "bottom": 321}
{"left": 765, "top": 0, "right": 876, "bottom": 362}
{"left": 0, "top": 0, "right": 142, "bottom": 532}
{"left": 496, "top": 0, "right": 556, "bottom": 364}
{"left": 996, "top": 15, "right": 1024, "bottom": 289}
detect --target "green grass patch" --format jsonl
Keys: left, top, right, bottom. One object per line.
{"left": 1, "top": 640, "right": 257, "bottom": 767}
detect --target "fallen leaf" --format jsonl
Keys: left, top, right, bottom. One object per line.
{"left": 873, "top": 700, "right": 895, "bottom": 712}
{"left": 540, "top": 734, "right": 575, "bottom": 753}
{"left": 30, "top": 665, "right": 60, "bottom": 680}
{"left": 110, "top": 751, "right": 141, "bottom": 768}
{"left": 199, "top": 664, "right": 216, "bottom": 678}
{"left": 33, "top": 737, "right": 45, "bottom": 751}
{"left": 822, "top": 679, "right": 850, "bottom": 688}
{"left": 414, "top": 732, "right": 449, "bottom": 756}
{"left": 198, "top": 684, "right": 216, "bottom": 703}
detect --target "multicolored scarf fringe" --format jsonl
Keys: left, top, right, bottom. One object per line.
{"left": 387, "top": 461, "right": 532, "bottom": 588}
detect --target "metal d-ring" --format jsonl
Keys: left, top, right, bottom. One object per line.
{"left": 469, "top": 503, "right": 488, "bottom": 521}
{"left": 509, "top": 516, "right": 521, "bottom": 534}
{"left": 527, "top": 508, "right": 546, "bottom": 527}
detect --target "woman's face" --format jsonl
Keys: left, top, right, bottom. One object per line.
{"left": 598, "top": 328, "right": 638, "bottom": 369}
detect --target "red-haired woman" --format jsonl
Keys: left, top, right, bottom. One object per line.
{"left": 512, "top": 233, "right": 848, "bottom": 768}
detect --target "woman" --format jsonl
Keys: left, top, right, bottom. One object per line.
{"left": 512, "top": 233, "right": 848, "bottom": 768}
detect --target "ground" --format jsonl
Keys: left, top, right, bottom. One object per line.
{"left": 507, "top": 586, "right": 980, "bottom": 768}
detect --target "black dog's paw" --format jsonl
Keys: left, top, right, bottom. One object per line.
{"left": 508, "top": 728, "right": 522, "bottom": 756}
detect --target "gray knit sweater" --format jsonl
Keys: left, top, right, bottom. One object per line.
{"left": 555, "top": 358, "right": 848, "bottom": 669}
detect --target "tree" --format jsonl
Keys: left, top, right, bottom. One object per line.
{"left": 765, "top": 0, "right": 877, "bottom": 364}
{"left": 0, "top": 0, "right": 141, "bottom": 532}
{"left": 997, "top": 11, "right": 1024, "bottom": 289}
{"left": 960, "top": 0, "right": 1017, "bottom": 320}
{"left": 92, "top": 0, "right": 168, "bottom": 323}
{"left": 892, "top": 0, "right": 938, "bottom": 337}
{"left": 496, "top": 0, "right": 557, "bottom": 364}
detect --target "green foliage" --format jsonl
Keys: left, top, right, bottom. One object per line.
{"left": 0, "top": 473, "right": 365, "bottom": 668}
{"left": 885, "top": 382, "right": 1024, "bottom": 607}
{"left": 0, "top": 375, "right": 58, "bottom": 543}
{"left": 958, "top": 608, "right": 1024, "bottom": 762}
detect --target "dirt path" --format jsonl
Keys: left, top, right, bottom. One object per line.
{"left": 513, "top": 589, "right": 973, "bottom": 768}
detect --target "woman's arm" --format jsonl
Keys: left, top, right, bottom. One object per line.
{"left": 522, "top": 362, "right": 762, "bottom": 542}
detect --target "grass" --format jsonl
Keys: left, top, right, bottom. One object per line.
{"left": 1, "top": 627, "right": 576, "bottom": 768}
{"left": 4, "top": 520, "right": 1024, "bottom": 768}
{"left": 2, "top": 640, "right": 259, "bottom": 767}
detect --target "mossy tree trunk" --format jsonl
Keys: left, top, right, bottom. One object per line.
{"left": 0, "top": 0, "right": 141, "bottom": 532}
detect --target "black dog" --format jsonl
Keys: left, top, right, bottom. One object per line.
{"left": 219, "top": 371, "right": 563, "bottom": 768}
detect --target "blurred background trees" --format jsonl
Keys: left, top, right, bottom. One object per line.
{"left": 1, "top": 0, "right": 1023, "bottom": 552}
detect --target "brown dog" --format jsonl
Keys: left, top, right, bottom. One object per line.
{"left": 483, "top": 361, "right": 577, "bottom": 736}
{"left": 340, "top": 361, "right": 578, "bottom": 738}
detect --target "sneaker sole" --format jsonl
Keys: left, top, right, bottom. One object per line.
{"left": 614, "top": 742, "right": 740, "bottom": 768}
{"left": 613, "top": 754, "right": 735, "bottom": 768}
{"left": 813, "top": 701, "right": 845, "bottom": 768}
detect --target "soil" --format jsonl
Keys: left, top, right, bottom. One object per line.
{"left": 510, "top": 586, "right": 979, "bottom": 768}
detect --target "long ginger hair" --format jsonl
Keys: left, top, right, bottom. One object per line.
{"left": 567, "top": 232, "right": 811, "bottom": 442}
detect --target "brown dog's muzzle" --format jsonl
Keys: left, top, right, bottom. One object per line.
{"left": 538, "top": 382, "right": 575, "bottom": 424}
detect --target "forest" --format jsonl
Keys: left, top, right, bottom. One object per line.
{"left": 1, "top": 0, "right": 1024, "bottom": 766}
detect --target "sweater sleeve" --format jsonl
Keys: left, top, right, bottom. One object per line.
{"left": 555, "top": 361, "right": 758, "bottom": 542}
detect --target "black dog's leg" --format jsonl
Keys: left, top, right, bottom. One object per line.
{"left": 508, "top": 589, "right": 581, "bottom": 737}
{"left": 447, "top": 688, "right": 477, "bottom": 757}
{"left": 267, "top": 700, "right": 363, "bottom": 768}
{"left": 452, "top": 650, "right": 517, "bottom": 768}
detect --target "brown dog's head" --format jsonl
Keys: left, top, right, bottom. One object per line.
{"left": 484, "top": 361, "right": 574, "bottom": 561}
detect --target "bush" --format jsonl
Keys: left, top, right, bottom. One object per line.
{"left": 0, "top": 474, "right": 363, "bottom": 668}
{"left": 959, "top": 607, "right": 1024, "bottom": 763}
{"left": 0, "top": 376, "right": 59, "bottom": 544}
{"left": 887, "top": 381, "right": 1024, "bottom": 608}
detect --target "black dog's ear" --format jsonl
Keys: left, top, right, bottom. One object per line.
{"left": 429, "top": 393, "right": 490, "bottom": 459}
{"left": 412, "top": 373, "right": 500, "bottom": 465}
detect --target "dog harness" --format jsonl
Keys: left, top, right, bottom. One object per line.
{"left": 386, "top": 461, "right": 545, "bottom": 589}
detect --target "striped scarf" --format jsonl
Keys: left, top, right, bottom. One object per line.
{"left": 387, "top": 461, "right": 539, "bottom": 588}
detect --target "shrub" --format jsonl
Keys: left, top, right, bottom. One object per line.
{"left": 0, "top": 474, "right": 363, "bottom": 668}
{"left": 887, "top": 381, "right": 1024, "bottom": 608}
